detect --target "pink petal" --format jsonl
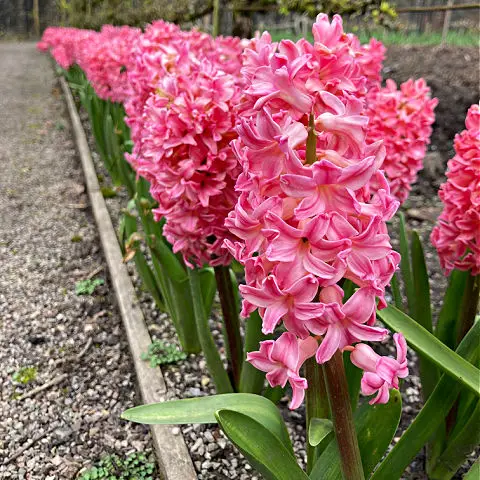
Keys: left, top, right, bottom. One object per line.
{"left": 316, "top": 325, "right": 342, "bottom": 363}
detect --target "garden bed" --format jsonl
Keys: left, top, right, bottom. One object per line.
{"left": 71, "top": 43, "right": 479, "bottom": 479}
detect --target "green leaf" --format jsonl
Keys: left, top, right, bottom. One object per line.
{"left": 464, "top": 458, "right": 480, "bottom": 480}
{"left": 149, "top": 236, "right": 187, "bottom": 284}
{"left": 435, "top": 270, "right": 469, "bottom": 349}
{"left": 390, "top": 272, "right": 403, "bottom": 310}
{"left": 187, "top": 267, "right": 233, "bottom": 394}
{"left": 239, "top": 310, "right": 269, "bottom": 395}
{"left": 411, "top": 231, "right": 438, "bottom": 401}
{"left": 122, "top": 393, "right": 292, "bottom": 453}
{"left": 377, "top": 306, "right": 480, "bottom": 396}
{"left": 215, "top": 409, "right": 307, "bottom": 480}
{"left": 398, "top": 212, "right": 415, "bottom": 316}
{"left": 371, "top": 322, "right": 480, "bottom": 480}
{"left": 411, "top": 231, "right": 433, "bottom": 332}
{"left": 310, "top": 390, "right": 402, "bottom": 479}
{"left": 344, "top": 350, "right": 362, "bottom": 411}
{"left": 198, "top": 267, "right": 216, "bottom": 316}
{"left": 308, "top": 418, "right": 333, "bottom": 447}
{"left": 429, "top": 400, "right": 480, "bottom": 479}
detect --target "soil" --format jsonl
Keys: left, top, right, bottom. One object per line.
{"left": 384, "top": 45, "right": 479, "bottom": 163}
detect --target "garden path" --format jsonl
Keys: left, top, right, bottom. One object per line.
{"left": 0, "top": 43, "right": 156, "bottom": 479}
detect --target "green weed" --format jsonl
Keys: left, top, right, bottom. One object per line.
{"left": 12, "top": 366, "right": 37, "bottom": 384}
{"left": 78, "top": 452, "right": 156, "bottom": 480}
{"left": 141, "top": 340, "right": 187, "bottom": 367}
{"left": 75, "top": 278, "right": 104, "bottom": 295}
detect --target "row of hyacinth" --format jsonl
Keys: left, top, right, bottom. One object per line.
{"left": 123, "top": 21, "right": 248, "bottom": 266}
{"left": 37, "top": 17, "right": 459, "bottom": 409}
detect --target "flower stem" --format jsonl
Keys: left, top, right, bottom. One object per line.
{"left": 214, "top": 265, "right": 243, "bottom": 390}
{"left": 306, "top": 113, "right": 317, "bottom": 165}
{"left": 322, "top": 351, "right": 365, "bottom": 480}
{"left": 457, "top": 273, "right": 480, "bottom": 345}
{"left": 187, "top": 267, "right": 233, "bottom": 394}
{"left": 305, "top": 357, "right": 330, "bottom": 474}
{"left": 239, "top": 310, "right": 269, "bottom": 394}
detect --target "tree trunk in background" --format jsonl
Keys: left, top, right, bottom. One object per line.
{"left": 33, "top": 0, "right": 40, "bottom": 37}
{"left": 441, "top": 0, "right": 454, "bottom": 46}
{"left": 232, "top": 9, "right": 252, "bottom": 38}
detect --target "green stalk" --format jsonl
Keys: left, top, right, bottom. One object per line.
{"left": 187, "top": 267, "right": 233, "bottom": 394}
{"left": 214, "top": 265, "right": 243, "bottom": 390}
{"left": 239, "top": 310, "right": 269, "bottom": 394}
{"left": 457, "top": 273, "right": 480, "bottom": 345}
{"left": 322, "top": 351, "right": 365, "bottom": 480}
{"left": 306, "top": 357, "right": 330, "bottom": 474}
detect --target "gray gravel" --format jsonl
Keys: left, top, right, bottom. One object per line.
{"left": 0, "top": 43, "right": 156, "bottom": 479}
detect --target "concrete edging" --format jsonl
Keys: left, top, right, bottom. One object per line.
{"left": 59, "top": 76, "right": 197, "bottom": 480}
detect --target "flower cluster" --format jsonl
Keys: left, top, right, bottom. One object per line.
{"left": 226, "top": 14, "right": 407, "bottom": 409}
{"left": 366, "top": 78, "right": 438, "bottom": 203}
{"left": 37, "top": 27, "right": 96, "bottom": 70}
{"left": 431, "top": 104, "right": 480, "bottom": 275}
{"left": 124, "top": 21, "right": 246, "bottom": 266}
{"left": 75, "top": 25, "right": 142, "bottom": 103}
{"left": 137, "top": 59, "right": 243, "bottom": 265}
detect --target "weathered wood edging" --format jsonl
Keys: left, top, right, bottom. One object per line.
{"left": 59, "top": 76, "right": 197, "bottom": 480}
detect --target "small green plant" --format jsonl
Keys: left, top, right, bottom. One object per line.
{"left": 101, "top": 186, "right": 117, "bottom": 198}
{"left": 71, "top": 234, "right": 83, "bottom": 243}
{"left": 12, "top": 366, "right": 37, "bottom": 384}
{"left": 141, "top": 340, "right": 187, "bottom": 367}
{"left": 75, "top": 278, "right": 104, "bottom": 295}
{"left": 78, "top": 452, "right": 156, "bottom": 480}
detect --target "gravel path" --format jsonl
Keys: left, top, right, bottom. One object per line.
{"left": 0, "top": 43, "right": 156, "bottom": 479}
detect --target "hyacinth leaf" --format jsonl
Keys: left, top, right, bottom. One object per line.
{"left": 132, "top": 249, "right": 165, "bottom": 312}
{"left": 435, "top": 269, "right": 469, "bottom": 349}
{"left": 343, "top": 350, "right": 362, "bottom": 411}
{"left": 122, "top": 393, "right": 292, "bottom": 453}
{"left": 377, "top": 306, "right": 480, "bottom": 396}
{"left": 464, "top": 458, "right": 480, "bottom": 480}
{"left": 149, "top": 236, "right": 187, "bottom": 284}
{"left": 199, "top": 267, "right": 216, "bottom": 317}
{"left": 398, "top": 212, "right": 416, "bottom": 316}
{"left": 411, "top": 231, "right": 439, "bottom": 401}
{"left": 187, "top": 267, "right": 233, "bottom": 393}
{"left": 390, "top": 272, "right": 403, "bottom": 310}
{"left": 371, "top": 322, "right": 480, "bottom": 480}
{"left": 239, "top": 310, "right": 269, "bottom": 395}
{"left": 308, "top": 418, "right": 333, "bottom": 447}
{"left": 148, "top": 238, "right": 200, "bottom": 353}
{"left": 229, "top": 268, "right": 242, "bottom": 313}
{"left": 216, "top": 409, "right": 307, "bottom": 480}
{"left": 411, "top": 231, "right": 433, "bottom": 332}
{"left": 309, "top": 389, "right": 402, "bottom": 479}
{"left": 428, "top": 400, "right": 480, "bottom": 479}
{"left": 264, "top": 385, "right": 285, "bottom": 405}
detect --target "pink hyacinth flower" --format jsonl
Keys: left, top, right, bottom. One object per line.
{"left": 348, "top": 333, "right": 408, "bottom": 404}
{"left": 247, "top": 332, "right": 318, "bottom": 409}
{"left": 311, "top": 285, "right": 389, "bottom": 364}
{"left": 240, "top": 274, "right": 325, "bottom": 338}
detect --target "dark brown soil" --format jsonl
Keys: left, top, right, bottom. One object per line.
{"left": 384, "top": 45, "right": 479, "bottom": 162}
